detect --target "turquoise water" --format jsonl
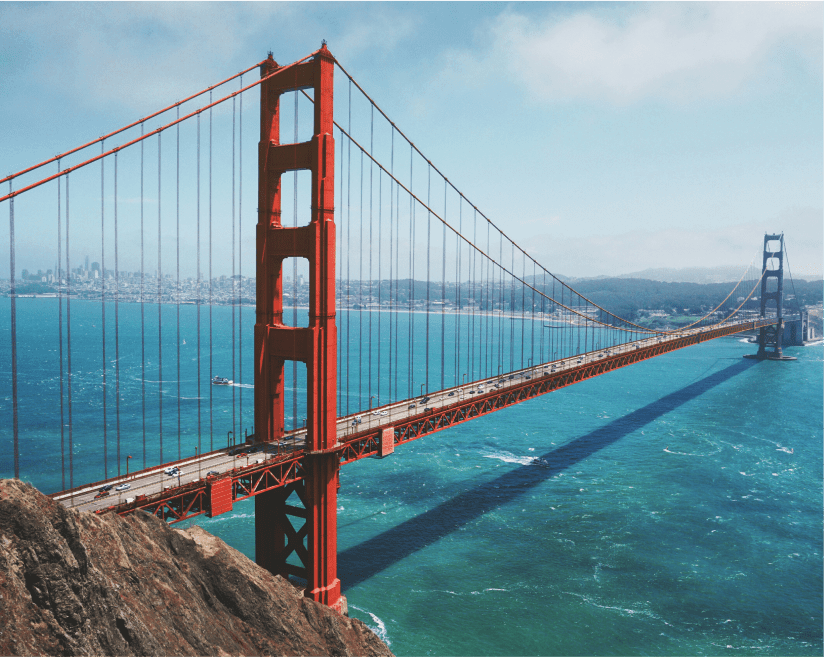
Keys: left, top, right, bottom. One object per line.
{"left": 1, "top": 300, "right": 822, "bottom": 655}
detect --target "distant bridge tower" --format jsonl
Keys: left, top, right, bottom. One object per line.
{"left": 748, "top": 233, "right": 795, "bottom": 361}
{"left": 254, "top": 45, "right": 343, "bottom": 611}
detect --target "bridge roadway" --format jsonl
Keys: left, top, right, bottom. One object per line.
{"left": 50, "top": 316, "right": 777, "bottom": 522}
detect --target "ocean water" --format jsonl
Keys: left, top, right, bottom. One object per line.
{"left": 1, "top": 299, "right": 822, "bottom": 655}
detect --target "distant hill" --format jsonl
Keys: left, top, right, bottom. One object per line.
{"left": 617, "top": 266, "right": 761, "bottom": 284}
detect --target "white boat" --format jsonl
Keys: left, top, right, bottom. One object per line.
{"left": 212, "top": 376, "right": 233, "bottom": 385}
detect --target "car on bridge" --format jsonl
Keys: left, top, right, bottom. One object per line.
{"left": 99, "top": 484, "right": 113, "bottom": 492}
{"left": 94, "top": 490, "right": 109, "bottom": 500}
{"left": 115, "top": 483, "right": 131, "bottom": 491}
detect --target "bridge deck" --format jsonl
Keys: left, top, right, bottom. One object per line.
{"left": 50, "top": 318, "right": 777, "bottom": 522}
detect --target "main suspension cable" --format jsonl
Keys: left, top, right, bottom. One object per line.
{"left": 0, "top": 60, "right": 266, "bottom": 189}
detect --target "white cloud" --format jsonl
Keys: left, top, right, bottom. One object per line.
{"left": 460, "top": 3, "right": 822, "bottom": 104}
{"left": 3, "top": 2, "right": 426, "bottom": 117}
{"left": 6, "top": 3, "right": 292, "bottom": 114}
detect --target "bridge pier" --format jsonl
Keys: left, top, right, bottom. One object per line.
{"left": 255, "top": 45, "right": 343, "bottom": 611}
{"left": 745, "top": 233, "right": 796, "bottom": 362}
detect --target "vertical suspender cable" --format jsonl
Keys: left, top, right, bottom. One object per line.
{"left": 498, "top": 232, "right": 504, "bottom": 373}
{"left": 368, "top": 107, "right": 373, "bottom": 408}
{"left": 157, "top": 132, "right": 163, "bottom": 463}
{"left": 231, "top": 96, "right": 237, "bottom": 439}
{"left": 441, "top": 179, "right": 446, "bottom": 390}
{"left": 176, "top": 107, "right": 181, "bottom": 460}
{"left": 551, "top": 278, "right": 555, "bottom": 360}
{"left": 377, "top": 150, "right": 382, "bottom": 406}
{"left": 101, "top": 142, "right": 108, "bottom": 478}
{"left": 408, "top": 145, "right": 414, "bottom": 399}
{"left": 197, "top": 112, "right": 202, "bottom": 454}
{"left": 531, "top": 260, "right": 536, "bottom": 367}
{"left": 114, "top": 153, "right": 121, "bottom": 475}
{"left": 469, "top": 209, "right": 476, "bottom": 380}
{"left": 346, "top": 81, "right": 351, "bottom": 416}
{"left": 337, "top": 125, "right": 343, "bottom": 412}
{"left": 455, "top": 201, "right": 462, "bottom": 385}
{"left": 425, "top": 167, "right": 430, "bottom": 393}
{"left": 209, "top": 92, "right": 214, "bottom": 451}
{"left": 140, "top": 125, "right": 146, "bottom": 468}
{"left": 239, "top": 77, "right": 243, "bottom": 433}
{"left": 541, "top": 268, "right": 546, "bottom": 364}
{"left": 577, "top": 293, "right": 581, "bottom": 356}
{"left": 57, "top": 163, "right": 65, "bottom": 489}
{"left": 520, "top": 250, "right": 525, "bottom": 369}
{"left": 510, "top": 243, "right": 515, "bottom": 372}
{"left": 359, "top": 149, "right": 363, "bottom": 409}
{"left": 483, "top": 221, "right": 493, "bottom": 376}
{"left": 66, "top": 175, "right": 73, "bottom": 490}
{"left": 8, "top": 181, "right": 19, "bottom": 479}
{"left": 388, "top": 128, "right": 394, "bottom": 401}
{"left": 394, "top": 151, "right": 400, "bottom": 400}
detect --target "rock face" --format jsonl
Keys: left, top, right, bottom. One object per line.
{"left": 0, "top": 479, "right": 393, "bottom": 657}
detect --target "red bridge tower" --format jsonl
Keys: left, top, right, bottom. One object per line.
{"left": 254, "top": 45, "right": 342, "bottom": 611}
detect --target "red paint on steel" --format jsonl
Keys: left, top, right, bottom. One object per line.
{"left": 380, "top": 427, "right": 395, "bottom": 458}
{"left": 254, "top": 46, "right": 341, "bottom": 610}
{"left": 208, "top": 477, "right": 234, "bottom": 517}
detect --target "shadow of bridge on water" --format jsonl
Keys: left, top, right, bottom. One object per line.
{"left": 339, "top": 357, "right": 757, "bottom": 590}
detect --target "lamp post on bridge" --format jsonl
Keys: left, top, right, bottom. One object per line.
{"left": 195, "top": 447, "right": 200, "bottom": 480}
{"left": 126, "top": 455, "right": 132, "bottom": 477}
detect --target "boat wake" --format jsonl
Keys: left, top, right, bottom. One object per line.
{"left": 482, "top": 450, "right": 539, "bottom": 466}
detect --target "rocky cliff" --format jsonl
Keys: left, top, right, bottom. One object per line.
{"left": 0, "top": 479, "right": 392, "bottom": 657}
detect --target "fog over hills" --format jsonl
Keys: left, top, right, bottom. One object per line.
{"left": 560, "top": 266, "right": 822, "bottom": 285}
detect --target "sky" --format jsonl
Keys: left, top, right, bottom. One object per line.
{"left": 1, "top": 1, "right": 822, "bottom": 280}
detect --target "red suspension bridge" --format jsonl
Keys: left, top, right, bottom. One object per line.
{"left": 1, "top": 45, "right": 805, "bottom": 613}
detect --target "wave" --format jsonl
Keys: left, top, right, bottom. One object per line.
{"left": 197, "top": 512, "right": 254, "bottom": 524}
{"left": 663, "top": 443, "right": 722, "bottom": 457}
{"left": 562, "top": 591, "right": 669, "bottom": 625}
{"left": 349, "top": 605, "right": 390, "bottom": 646}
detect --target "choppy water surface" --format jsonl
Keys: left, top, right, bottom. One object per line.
{"left": 2, "top": 301, "right": 821, "bottom": 655}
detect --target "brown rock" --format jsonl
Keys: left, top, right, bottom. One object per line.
{"left": 0, "top": 479, "right": 393, "bottom": 657}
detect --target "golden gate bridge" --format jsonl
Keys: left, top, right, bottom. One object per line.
{"left": 0, "top": 44, "right": 804, "bottom": 613}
